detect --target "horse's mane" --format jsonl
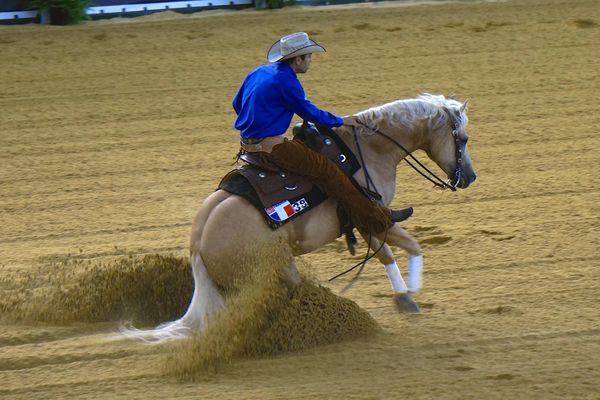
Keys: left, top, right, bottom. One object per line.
{"left": 357, "top": 93, "right": 468, "bottom": 131}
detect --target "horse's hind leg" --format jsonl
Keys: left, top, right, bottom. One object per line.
{"left": 190, "top": 190, "right": 232, "bottom": 254}
{"left": 282, "top": 258, "right": 301, "bottom": 289}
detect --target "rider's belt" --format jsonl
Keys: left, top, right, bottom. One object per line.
{"left": 241, "top": 137, "right": 263, "bottom": 144}
{"left": 240, "top": 135, "right": 285, "bottom": 153}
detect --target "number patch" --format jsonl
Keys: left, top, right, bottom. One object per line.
{"left": 292, "top": 198, "right": 309, "bottom": 213}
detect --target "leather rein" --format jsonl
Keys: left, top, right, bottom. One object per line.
{"left": 356, "top": 115, "right": 465, "bottom": 192}
{"left": 327, "top": 112, "right": 465, "bottom": 285}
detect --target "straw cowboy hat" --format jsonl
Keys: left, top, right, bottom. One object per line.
{"left": 267, "top": 32, "right": 326, "bottom": 63}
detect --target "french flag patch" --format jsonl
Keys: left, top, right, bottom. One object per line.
{"left": 265, "top": 200, "right": 296, "bottom": 222}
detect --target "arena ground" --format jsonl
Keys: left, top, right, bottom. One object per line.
{"left": 1, "top": 0, "right": 599, "bottom": 398}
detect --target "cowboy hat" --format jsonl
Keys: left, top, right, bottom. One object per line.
{"left": 267, "top": 32, "right": 326, "bottom": 63}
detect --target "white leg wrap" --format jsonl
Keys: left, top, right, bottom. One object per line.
{"left": 384, "top": 261, "right": 408, "bottom": 293}
{"left": 407, "top": 255, "right": 423, "bottom": 293}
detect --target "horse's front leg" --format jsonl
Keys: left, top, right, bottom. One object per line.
{"left": 375, "top": 224, "right": 423, "bottom": 293}
{"left": 361, "top": 228, "right": 421, "bottom": 313}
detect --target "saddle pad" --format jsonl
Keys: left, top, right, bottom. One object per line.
{"left": 218, "top": 169, "right": 327, "bottom": 230}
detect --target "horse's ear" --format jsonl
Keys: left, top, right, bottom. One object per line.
{"left": 460, "top": 100, "right": 469, "bottom": 112}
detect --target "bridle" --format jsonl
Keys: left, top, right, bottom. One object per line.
{"left": 356, "top": 110, "right": 465, "bottom": 192}
{"left": 328, "top": 109, "right": 466, "bottom": 285}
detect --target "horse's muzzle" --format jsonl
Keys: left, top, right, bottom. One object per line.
{"left": 458, "top": 171, "right": 477, "bottom": 189}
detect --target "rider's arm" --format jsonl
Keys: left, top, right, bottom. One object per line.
{"left": 279, "top": 75, "right": 344, "bottom": 128}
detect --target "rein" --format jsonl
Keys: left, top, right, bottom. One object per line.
{"left": 328, "top": 229, "right": 388, "bottom": 292}
{"left": 356, "top": 119, "right": 463, "bottom": 192}
{"left": 328, "top": 113, "right": 464, "bottom": 284}
{"left": 327, "top": 126, "right": 387, "bottom": 286}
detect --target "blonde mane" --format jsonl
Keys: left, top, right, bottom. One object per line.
{"left": 357, "top": 93, "right": 468, "bottom": 131}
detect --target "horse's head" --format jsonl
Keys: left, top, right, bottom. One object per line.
{"left": 424, "top": 98, "right": 477, "bottom": 190}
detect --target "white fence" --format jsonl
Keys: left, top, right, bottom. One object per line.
{"left": 0, "top": 0, "right": 253, "bottom": 22}
{"left": 0, "top": 0, "right": 373, "bottom": 23}
{"left": 86, "top": 0, "right": 252, "bottom": 17}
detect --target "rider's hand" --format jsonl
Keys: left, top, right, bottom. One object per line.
{"left": 342, "top": 115, "right": 359, "bottom": 127}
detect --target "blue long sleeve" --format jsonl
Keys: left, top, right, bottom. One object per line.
{"left": 233, "top": 63, "right": 343, "bottom": 139}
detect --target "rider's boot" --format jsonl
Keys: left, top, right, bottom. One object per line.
{"left": 390, "top": 207, "right": 413, "bottom": 223}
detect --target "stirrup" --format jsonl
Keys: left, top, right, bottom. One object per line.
{"left": 390, "top": 207, "right": 414, "bottom": 223}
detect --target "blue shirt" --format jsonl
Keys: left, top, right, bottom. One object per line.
{"left": 232, "top": 62, "right": 344, "bottom": 139}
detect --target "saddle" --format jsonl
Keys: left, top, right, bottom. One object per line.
{"left": 219, "top": 122, "right": 361, "bottom": 236}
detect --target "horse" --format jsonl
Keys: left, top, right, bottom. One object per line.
{"left": 121, "top": 93, "right": 476, "bottom": 342}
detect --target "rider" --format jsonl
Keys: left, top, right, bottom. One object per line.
{"left": 232, "top": 32, "right": 411, "bottom": 235}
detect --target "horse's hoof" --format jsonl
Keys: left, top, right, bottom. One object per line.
{"left": 345, "top": 229, "right": 357, "bottom": 256}
{"left": 394, "top": 293, "right": 421, "bottom": 314}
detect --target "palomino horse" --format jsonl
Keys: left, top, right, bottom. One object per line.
{"left": 121, "top": 94, "right": 476, "bottom": 342}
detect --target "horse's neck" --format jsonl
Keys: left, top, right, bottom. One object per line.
{"left": 335, "top": 123, "right": 421, "bottom": 205}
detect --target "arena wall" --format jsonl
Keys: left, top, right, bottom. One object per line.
{"left": 0, "top": 0, "right": 373, "bottom": 23}
{"left": 0, "top": 0, "right": 252, "bottom": 23}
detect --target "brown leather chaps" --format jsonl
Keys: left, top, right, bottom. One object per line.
{"left": 264, "top": 139, "right": 392, "bottom": 234}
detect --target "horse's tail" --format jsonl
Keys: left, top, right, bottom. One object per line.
{"left": 118, "top": 253, "right": 225, "bottom": 344}
{"left": 179, "top": 252, "right": 226, "bottom": 330}
{"left": 118, "top": 191, "right": 230, "bottom": 343}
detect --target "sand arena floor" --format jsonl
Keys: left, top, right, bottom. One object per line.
{"left": 1, "top": 0, "right": 599, "bottom": 398}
